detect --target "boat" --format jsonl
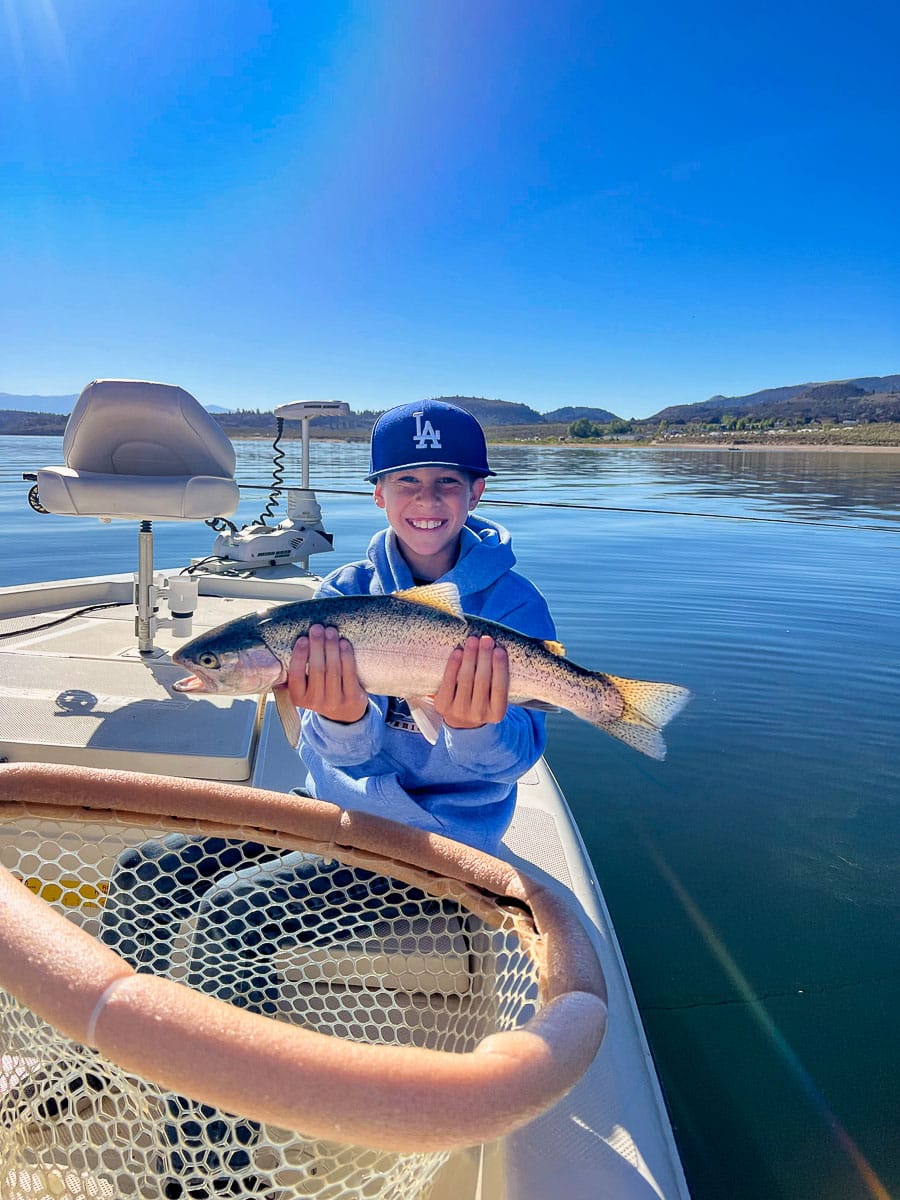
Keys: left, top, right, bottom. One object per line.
{"left": 0, "top": 381, "right": 691, "bottom": 1199}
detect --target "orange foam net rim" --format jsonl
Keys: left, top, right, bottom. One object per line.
{"left": 0, "top": 762, "right": 607, "bottom": 1152}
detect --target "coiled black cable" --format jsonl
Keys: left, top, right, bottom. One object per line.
{"left": 255, "top": 416, "right": 286, "bottom": 526}
{"left": 204, "top": 516, "right": 239, "bottom": 535}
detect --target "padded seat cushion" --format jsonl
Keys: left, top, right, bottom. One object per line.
{"left": 36, "top": 468, "right": 240, "bottom": 521}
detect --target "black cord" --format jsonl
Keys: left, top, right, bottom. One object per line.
{"left": 0, "top": 602, "right": 128, "bottom": 640}
{"left": 185, "top": 556, "right": 220, "bottom": 574}
{"left": 255, "top": 417, "right": 285, "bottom": 526}
{"left": 204, "top": 516, "right": 239, "bottom": 535}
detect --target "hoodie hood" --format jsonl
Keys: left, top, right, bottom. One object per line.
{"left": 366, "top": 514, "right": 516, "bottom": 598}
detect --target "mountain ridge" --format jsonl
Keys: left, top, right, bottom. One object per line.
{"left": 2, "top": 374, "right": 899, "bottom": 431}
{"left": 649, "top": 374, "right": 900, "bottom": 422}
{"left": 0, "top": 392, "right": 79, "bottom": 415}
{"left": 0, "top": 391, "right": 618, "bottom": 431}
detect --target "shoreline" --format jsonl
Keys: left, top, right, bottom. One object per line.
{"left": 628, "top": 441, "right": 900, "bottom": 453}
{"left": 4, "top": 431, "right": 900, "bottom": 453}
{"left": 488, "top": 437, "right": 900, "bottom": 453}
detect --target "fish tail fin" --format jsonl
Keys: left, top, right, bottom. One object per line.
{"left": 601, "top": 676, "right": 691, "bottom": 761}
{"left": 607, "top": 676, "right": 692, "bottom": 729}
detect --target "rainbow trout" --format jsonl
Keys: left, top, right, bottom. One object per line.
{"left": 173, "top": 583, "right": 689, "bottom": 759}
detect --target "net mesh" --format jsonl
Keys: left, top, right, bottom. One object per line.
{"left": 0, "top": 812, "right": 542, "bottom": 1200}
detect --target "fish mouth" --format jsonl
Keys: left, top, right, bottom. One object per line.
{"left": 172, "top": 673, "right": 209, "bottom": 693}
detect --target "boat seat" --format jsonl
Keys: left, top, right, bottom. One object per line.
{"left": 32, "top": 379, "right": 240, "bottom": 653}
{"left": 35, "top": 379, "right": 239, "bottom": 521}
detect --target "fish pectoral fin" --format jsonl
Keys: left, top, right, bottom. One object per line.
{"left": 393, "top": 583, "right": 465, "bottom": 619}
{"left": 543, "top": 639, "right": 566, "bottom": 657}
{"left": 274, "top": 685, "right": 302, "bottom": 749}
{"left": 407, "top": 695, "right": 443, "bottom": 745}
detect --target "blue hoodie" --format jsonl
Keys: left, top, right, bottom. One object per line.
{"left": 299, "top": 515, "right": 556, "bottom": 851}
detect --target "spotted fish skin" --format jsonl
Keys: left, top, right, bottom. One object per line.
{"left": 172, "top": 584, "right": 690, "bottom": 759}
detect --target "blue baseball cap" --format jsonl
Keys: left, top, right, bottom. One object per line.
{"left": 365, "top": 400, "right": 495, "bottom": 482}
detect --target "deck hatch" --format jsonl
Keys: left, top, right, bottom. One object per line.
{"left": 0, "top": 652, "right": 259, "bottom": 781}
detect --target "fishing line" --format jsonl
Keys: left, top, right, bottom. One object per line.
{"left": 233, "top": 484, "right": 900, "bottom": 534}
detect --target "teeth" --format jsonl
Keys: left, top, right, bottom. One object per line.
{"left": 410, "top": 519, "right": 444, "bottom": 529}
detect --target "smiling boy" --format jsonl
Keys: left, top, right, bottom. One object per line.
{"left": 128, "top": 401, "right": 557, "bottom": 1194}
{"left": 288, "top": 398, "right": 557, "bottom": 852}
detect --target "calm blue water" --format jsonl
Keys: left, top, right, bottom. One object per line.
{"left": 3, "top": 435, "right": 900, "bottom": 1200}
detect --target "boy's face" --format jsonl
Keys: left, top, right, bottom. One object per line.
{"left": 374, "top": 466, "right": 485, "bottom": 581}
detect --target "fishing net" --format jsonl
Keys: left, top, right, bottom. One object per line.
{"left": 0, "top": 764, "right": 606, "bottom": 1200}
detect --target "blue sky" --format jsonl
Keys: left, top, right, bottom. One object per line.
{"left": 2, "top": 0, "right": 898, "bottom": 417}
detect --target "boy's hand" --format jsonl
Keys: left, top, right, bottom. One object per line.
{"left": 435, "top": 635, "right": 509, "bottom": 730}
{"left": 287, "top": 624, "right": 369, "bottom": 724}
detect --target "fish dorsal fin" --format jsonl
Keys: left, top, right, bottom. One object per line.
{"left": 543, "top": 639, "right": 566, "bottom": 657}
{"left": 393, "top": 582, "right": 465, "bottom": 619}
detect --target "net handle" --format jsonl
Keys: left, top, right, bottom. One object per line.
{"left": 0, "top": 762, "right": 607, "bottom": 1152}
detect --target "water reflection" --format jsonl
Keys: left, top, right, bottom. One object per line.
{"left": 487, "top": 444, "right": 900, "bottom": 527}
{"left": 635, "top": 447, "right": 900, "bottom": 525}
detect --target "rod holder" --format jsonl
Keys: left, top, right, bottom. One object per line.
{"left": 167, "top": 574, "right": 199, "bottom": 638}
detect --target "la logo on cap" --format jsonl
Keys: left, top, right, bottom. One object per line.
{"left": 412, "top": 411, "right": 441, "bottom": 449}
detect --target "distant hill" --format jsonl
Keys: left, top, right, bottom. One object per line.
{"left": 754, "top": 388, "right": 900, "bottom": 424}
{"left": 0, "top": 392, "right": 79, "bottom": 415}
{"left": 213, "top": 397, "right": 550, "bottom": 439}
{"left": 0, "top": 409, "right": 68, "bottom": 435}
{"left": 427, "top": 396, "right": 546, "bottom": 426}
{"left": 0, "top": 388, "right": 626, "bottom": 428}
{"left": 650, "top": 374, "right": 900, "bottom": 423}
{"left": 0, "top": 391, "right": 548, "bottom": 428}
{"left": 416, "top": 398, "right": 623, "bottom": 425}
{"left": 543, "top": 405, "right": 620, "bottom": 424}
{"left": 0, "top": 391, "right": 234, "bottom": 416}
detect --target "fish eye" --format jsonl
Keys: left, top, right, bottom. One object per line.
{"left": 197, "top": 652, "right": 220, "bottom": 670}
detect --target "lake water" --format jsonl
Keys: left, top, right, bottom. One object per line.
{"left": 3, "top": 435, "right": 899, "bottom": 1200}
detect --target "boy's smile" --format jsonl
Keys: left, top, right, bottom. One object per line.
{"left": 374, "top": 467, "right": 485, "bottom": 580}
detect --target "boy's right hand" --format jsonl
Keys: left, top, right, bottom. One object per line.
{"left": 288, "top": 624, "right": 369, "bottom": 724}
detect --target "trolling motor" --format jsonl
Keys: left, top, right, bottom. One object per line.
{"left": 204, "top": 400, "right": 349, "bottom": 572}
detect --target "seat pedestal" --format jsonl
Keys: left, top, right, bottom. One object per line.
{"left": 136, "top": 521, "right": 157, "bottom": 654}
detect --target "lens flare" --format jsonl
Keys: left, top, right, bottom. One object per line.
{"left": 643, "top": 836, "right": 890, "bottom": 1200}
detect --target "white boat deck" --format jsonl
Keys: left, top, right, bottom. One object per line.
{"left": 0, "top": 571, "right": 690, "bottom": 1200}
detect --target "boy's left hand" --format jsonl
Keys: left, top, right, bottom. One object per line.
{"left": 435, "top": 635, "right": 509, "bottom": 729}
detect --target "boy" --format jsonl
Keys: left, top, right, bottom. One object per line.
{"left": 105, "top": 401, "right": 557, "bottom": 1196}
{"left": 286, "top": 398, "right": 557, "bottom": 853}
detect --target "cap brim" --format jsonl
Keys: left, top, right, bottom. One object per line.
{"left": 365, "top": 460, "right": 496, "bottom": 482}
